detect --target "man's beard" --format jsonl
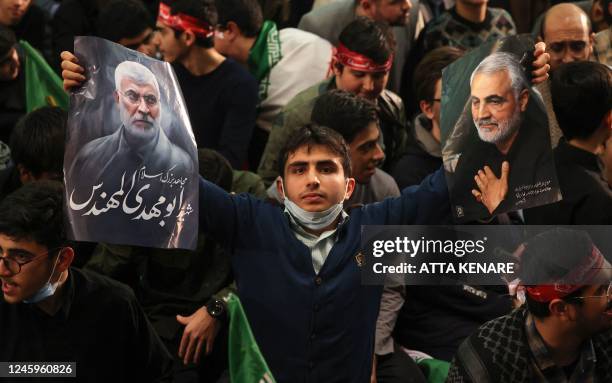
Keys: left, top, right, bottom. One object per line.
{"left": 474, "top": 107, "right": 522, "bottom": 145}
{"left": 119, "top": 105, "right": 159, "bottom": 143}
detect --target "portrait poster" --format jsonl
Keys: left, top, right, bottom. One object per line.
{"left": 64, "top": 36, "right": 198, "bottom": 250}
{"left": 441, "top": 35, "right": 562, "bottom": 223}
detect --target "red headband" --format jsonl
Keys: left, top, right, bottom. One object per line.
{"left": 158, "top": 2, "right": 214, "bottom": 39}
{"left": 333, "top": 43, "right": 393, "bottom": 73}
{"left": 525, "top": 245, "right": 607, "bottom": 303}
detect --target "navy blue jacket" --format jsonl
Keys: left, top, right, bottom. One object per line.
{"left": 198, "top": 168, "right": 450, "bottom": 383}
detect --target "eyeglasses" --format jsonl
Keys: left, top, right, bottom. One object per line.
{"left": 120, "top": 90, "right": 158, "bottom": 107}
{"left": 0, "top": 247, "right": 62, "bottom": 276}
{"left": 568, "top": 282, "right": 612, "bottom": 303}
{"left": 548, "top": 40, "right": 588, "bottom": 54}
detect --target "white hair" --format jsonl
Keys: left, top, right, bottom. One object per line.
{"left": 470, "top": 52, "right": 529, "bottom": 99}
{"left": 114, "top": 61, "right": 160, "bottom": 96}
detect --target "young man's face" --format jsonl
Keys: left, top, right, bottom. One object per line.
{"left": 0, "top": 0, "right": 31, "bottom": 26}
{"left": 156, "top": 21, "right": 188, "bottom": 63}
{"left": 0, "top": 46, "right": 19, "bottom": 81}
{"left": 470, "top": 70, "right": 527, "bottom": 145}
{"left": 569, "top": 283, "right": 612, "bottom": 337}
{"left": 334, "top": 66, "right": 389, "bottom": 101}
{"left": 369, "top": 0, "right": 411, "bottom": 26}
{"left": 349, "top": 122, "right": 385, "bottom": 184}
{"left": 115, "top": 76, "right": 160, "bottom": 140}
{"left": 0, "top": 234, "right": 55, "bottom": 303}
{"left": 279, "top": 144, "right": 355, "bottom": 212}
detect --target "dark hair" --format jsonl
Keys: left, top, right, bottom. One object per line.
{"left": 520, "top": 228, "right": 593, "bottom": 317}
{"left": 215, "top": 0, "right": 263, "bottom": 37}
{"left": 278, "top": 124, "right": 352, "bottom": 178}
{"left": 335, "top": 17, "right": 395, "bottom": 71}
{"left": 198, "top": 148, "right": 233, "bottom": 192}
{"left": 0, "top": 181, "right": 66, "bottom": 250}
{"left": 604, "top": 0, "right": 612, "bottom": 26}
{"left": 97, "top": 0, "right": 154, "bottom": 44}
{"left": 0, "top": 25, "right": 16, "bottom": 57}
{"left": 551, "top": 61, "right": 612, "bottom": 140}
{"left": 170, "top": 0, "right": 217, "bottom": 48}
{"left": 413, "top": 46, "right": 465, "bottom": 103}
{"left": 10, "top": 107, "right": 67, "bottom": 178}
{"left": 311, "top": 89, "right": 379, "bottom": 143}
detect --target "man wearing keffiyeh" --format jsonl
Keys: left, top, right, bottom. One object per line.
{"left": 447, "top": 228, "right": 612, "bottom": 383}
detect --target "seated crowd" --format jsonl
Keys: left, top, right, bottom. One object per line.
{"left": 0, "top": 1, "right": 611, "bottom": 383}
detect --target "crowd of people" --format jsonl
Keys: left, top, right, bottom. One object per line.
{"left": 0, "top": 0, "right": 611, "bottom": 382}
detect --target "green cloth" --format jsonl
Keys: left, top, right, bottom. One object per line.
{"left": 247, "top": 20, "right": 282, "bottom": 101}
{"left": 232, "top": 170, "right": 268, "bottom": 199}
{"left": 21, "top": 40, "right": 68, "bottom": 112}
{"left": 227, "top": 294, "right": 276, "bottom": 383}
{"left": 417, "top": 358, "right": 450, "bottom": 383}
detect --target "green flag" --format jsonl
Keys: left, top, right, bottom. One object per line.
{"left": 227, "top": 294, "right": 276, "bottom": 383}
{"left": 21, "top": 40, "right": 68, "bottom": 112}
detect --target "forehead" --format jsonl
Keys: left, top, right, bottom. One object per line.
{"left": 286, "top": 144, "right": 344, "bottom": 166}
{"left": 471, "top": 70, "right": 512, "bottom": 97}
{"left": 351, "top": 122, "right": 380, "bottom": 146}
{"left": 0, "top": 233, "right": 40, "bottom": 252}
{"left": 544, "top": 14, "right": 590, "bottom": 41}
{"left": 119, "top": 77, "right": 158, "bottom": 94}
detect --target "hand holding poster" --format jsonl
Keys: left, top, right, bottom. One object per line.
{"left": 441, "top": 36, "right": 562, "bottom": 222}
{"left": 64, "top": 37, "right": 198, "bottom": 249}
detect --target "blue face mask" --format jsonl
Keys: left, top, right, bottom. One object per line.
{"left": 23, "top": 253, "right": 62, "bottom": 304}
{"left": 281, "top": 180, "right": 347, "bottom": 231}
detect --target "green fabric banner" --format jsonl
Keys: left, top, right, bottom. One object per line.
{"left": 22, "top": 40, "right": 68, "bottom": 112}
{"left": 227, "top": 294, "right": 276, "bottom": 383}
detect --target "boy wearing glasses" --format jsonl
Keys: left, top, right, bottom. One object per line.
{"left": 447, "top": 228, "right": 612, "bottom": 383}
{"left": 0, "top": 181, "right": 173, "bottom": 382}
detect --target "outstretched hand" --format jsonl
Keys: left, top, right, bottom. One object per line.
{"left": 471, "top": 161, "right": 510, "bottom": 214}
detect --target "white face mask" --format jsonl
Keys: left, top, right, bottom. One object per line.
{"left": 281, "top": 179, "right": 348, "bottom": 231}
{"left": 23, "top": 252, "right": 62, "bottom": 304}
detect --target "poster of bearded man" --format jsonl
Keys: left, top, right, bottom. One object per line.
{"left": 441, "top": 35, "right": 561, "bottom": 223}
{"left": 64, "top": 36, "right": 198, "bottom": 249}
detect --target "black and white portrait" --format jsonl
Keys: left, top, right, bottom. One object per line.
{"left": 64, "top": 37, "right": 198, "bottom": 249}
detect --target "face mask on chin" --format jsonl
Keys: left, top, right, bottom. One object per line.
{"left": 23, "top": 252, "right": 62, "bottom": 304}
{"left": 281, "top": 179, "right": 348, "bottom": 231}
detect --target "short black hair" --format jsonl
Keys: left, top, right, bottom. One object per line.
{"left": 414, "top": 46, "right": 465, "bottom": 103}
{"left": 170, "top": 0, "right": 217, "bottom": 48}
{"left": 551, "top": 61, "right": 612, "bottom": 140}
{"left": 198, "top": 148, "right": 233, "bottom": 192}
{"left": 0, "top": 181, "right": 66, "bottom": 250}
{"left": 311, "top": 89, "right": 379, "bottom": 143}
{"left": 97, "top": 0, "right": 154, "bottom": 44}
{"left": 278, "top": 124, "right": 352, "bottom": 179}
{"left": 0, "top": 25, "right": 16, "bottom": 58}
{"left": 336, "top": 17, "right": 395, "bottom": 71}
{"left": 10, "top": 107, "right": 67, "bottom": 178}
{"left": 215, "top": 0, "right": 263, "bottom": 37}
{"left": 520, "top": 228, "right": 594, "bottom": 317}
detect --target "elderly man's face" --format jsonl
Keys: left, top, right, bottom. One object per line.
{"left": 471, "top": 70, "right": 528, "bottom": 145}
{"left": 544, "top": 13, "right": 593, "bottom": 71}
{"left": 0, "top": 0, "right": 31, "bottom": 26}
{"left": 116, "top": 77, "right": 160, "bottom": 138}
